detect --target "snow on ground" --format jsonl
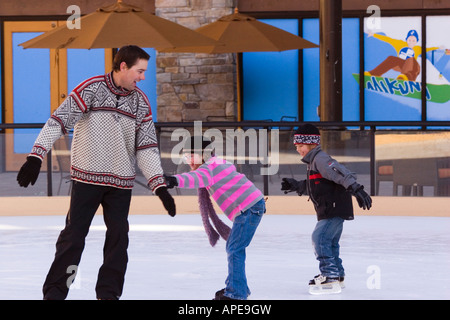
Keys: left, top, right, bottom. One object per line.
{"left": 0, "top": 214, "right": 449, "bottom": 300}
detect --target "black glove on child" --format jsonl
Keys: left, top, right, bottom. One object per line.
{"left": 155, "top": 186, "right": 176, "bottom": 217}
{"left": 348, "top": 183, "right": 372, "bottom": 210}
{"left": 281, "top": 178, "right": 306, "bottom": 195}
{"left": 163, "top": 174, "right": 178, "bottom": 189}
{"left": 17, "top": 156, "right": 42, "bottom": 187}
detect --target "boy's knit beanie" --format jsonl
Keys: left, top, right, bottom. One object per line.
{"left": 293, "top": 124, "right": 321, "bottom": 145}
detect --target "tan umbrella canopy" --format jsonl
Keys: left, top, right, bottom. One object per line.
{"left": 19, "top": 0, "right": 217, "bottom": 49}
{"left": 158, "top": 9, "right": 318, "bottom": 120}
{"left": 157, "top": 9, "right": 318, "bottom": 53}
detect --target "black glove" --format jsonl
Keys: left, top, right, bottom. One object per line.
{"left": 348, "top": 183, "right": 372, "bottom": 210}
{"left": 17, "top": 156, "right": 42, "bottom": 188}
{"left": 155, "top": 186, "right": 176, "bottom": 217}
{"left": 281, "top": 178, "right": 306, "bottom": 196}
{"left": 163, "top": 174, "right": 178, "bottom": 189}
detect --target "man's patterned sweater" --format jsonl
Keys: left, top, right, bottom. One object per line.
{"left": 29, "top": 73, "right": 166, "bottom": 192}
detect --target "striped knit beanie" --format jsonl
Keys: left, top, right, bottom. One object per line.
{"left": 293, "top": 124, "right": 321, "bottom": 145}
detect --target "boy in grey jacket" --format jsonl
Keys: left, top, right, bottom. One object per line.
{"left": 281, "top": 124, "right": 371, "bottom": 294}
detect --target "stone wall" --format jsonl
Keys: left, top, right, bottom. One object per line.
{"left": 155, "top": 0, "right": 236, "bottom": 122}
{"left": 0, "top": 0, "right": 155, "bottom": 16}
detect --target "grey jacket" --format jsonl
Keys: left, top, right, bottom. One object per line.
{"left": 301, "top": 146, "right": 356, "bottom": 221}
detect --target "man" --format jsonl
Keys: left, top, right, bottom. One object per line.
{"left": 17, "top": 45, "right": 175, "bottom": 300}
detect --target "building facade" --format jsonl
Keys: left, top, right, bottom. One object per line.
{"left": 1, "top": 0, "right": 450, "bottom": 125}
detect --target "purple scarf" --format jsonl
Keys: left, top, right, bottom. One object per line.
{"left": 198, "top": 187, "right": 231, "bottom": 247}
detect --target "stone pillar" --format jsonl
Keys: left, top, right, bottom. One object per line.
{"left": 155, "top": 0, "right": 236, "bottom": 122}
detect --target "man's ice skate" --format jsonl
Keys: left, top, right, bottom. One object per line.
{"left": 308, "top": 274, "right": 342, "bottom": 295}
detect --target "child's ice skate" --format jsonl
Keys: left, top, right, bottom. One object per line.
{"left": 213, "top": 288, "right": 237, "bottom": 300}
{"left": 308, "top": 274, "right": 345, "bottom": 288}
{"left": 338, "top": 276, "right": 345, "bottom": 289}
{"left": 308, "top": 274, "right": 342, "bottom": 295}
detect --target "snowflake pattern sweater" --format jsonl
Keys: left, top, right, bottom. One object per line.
{"left": 29, "top": 73, "right": 166, "bottom": 192}
{"left": 174, "top": 157, "right": 264, "bottom": 221}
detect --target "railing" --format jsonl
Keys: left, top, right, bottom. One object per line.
{"left": 1, "top": 121, "right": 449, "bottom": 197}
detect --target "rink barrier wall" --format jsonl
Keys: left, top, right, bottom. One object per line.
{"left": 3, "top": 120, "right": 450, "bottom": 199}
{"left": 0, "top": 196, "right": 449, "bottom": 217}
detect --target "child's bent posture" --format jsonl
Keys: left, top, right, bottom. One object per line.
{"left": 165, "top": 136, "right": 265, "bottom": 300}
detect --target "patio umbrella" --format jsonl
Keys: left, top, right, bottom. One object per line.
{"left": 19, "top": 0, "right": 217, "bottom": 49}
{"left": 157, "top": 9, "right": 318, "bottom": 120}
{"left": 158, "top": 9, "right": 318, "bottom": 54}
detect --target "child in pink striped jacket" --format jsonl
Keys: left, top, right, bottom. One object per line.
{"left": 165, "top": 136, "right": 265, "bottom": 300}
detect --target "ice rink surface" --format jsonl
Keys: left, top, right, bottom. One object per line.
{"left": 0, "top": 213, "right": 449, "bottom": 300}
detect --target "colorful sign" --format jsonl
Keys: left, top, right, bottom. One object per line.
{"left": 364, "top": 16, "right": 450, "bottom": 120}
{"left": 353, "top": 73, "right": 450, "bottom": 103}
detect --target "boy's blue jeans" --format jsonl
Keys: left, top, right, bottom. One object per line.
{"left": 311, "top": 217, "right": 345, "bottom": 278}
{"left": 224, "top": 199, "right": 265, "bottom": 300}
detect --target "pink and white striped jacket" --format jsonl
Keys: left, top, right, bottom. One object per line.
{"left": 174, "top": 157, "right": 264, "bottom": 221}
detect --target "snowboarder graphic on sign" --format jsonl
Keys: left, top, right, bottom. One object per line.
{"left": 365, "top": 29, "right": 439, "bottom": 81}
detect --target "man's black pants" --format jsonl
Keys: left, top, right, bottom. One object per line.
{"left": 43, "top": 181, "right": 132, "bottom": 300}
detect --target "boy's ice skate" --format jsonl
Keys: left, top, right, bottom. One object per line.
{"left": 308, "top": 274, "right": 345, "bottom": 288}
{"left": 338, "top": 276, "right": 345, "bottom": 289}
{"left": 308, "top": 274, "right": 342, "bottom": 295}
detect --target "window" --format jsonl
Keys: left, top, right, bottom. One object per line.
{"left": 242, "top": 19, "right": 299, "bottom": 121}
{"left": 425, "top": 16, "right": 450, "bottom": 121}
{"left": 141, "top": 48, "right": 158, "bottom": 119}
{"left": 364, "top": 16, "right": 422, "bottom": 121}
{"left": 243, "top": 14, "right": 450, "bottom": 123}
{"left": 302, "top": 18, "right": 320, "bottom": 121}
{"left": 2, "top": 21, "right": 113, "bottom": 170}
{"left": 342, "top": 18, "right": 360, "bottom": 121}
{"left": 12, "top": 32, "right": 51, "bottom": 153}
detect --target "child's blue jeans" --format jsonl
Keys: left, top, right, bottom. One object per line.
{"left": 224, "top": 198, "right": 265, "bottom": 300}
{"left": 311, "top": 217, "right": 345, "bottom": 278}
